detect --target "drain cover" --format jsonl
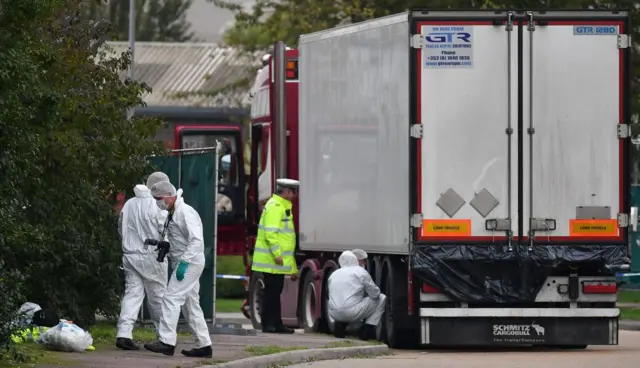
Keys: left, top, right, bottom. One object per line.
{"left": 470, "top": 188, "right": 499, "bottom": 218}
{"left": 436, "top": 188, "right": 465, "bottom": 218}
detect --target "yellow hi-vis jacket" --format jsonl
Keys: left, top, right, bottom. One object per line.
{"left": 251, "top": 194, "right": 298, "bottom": 275}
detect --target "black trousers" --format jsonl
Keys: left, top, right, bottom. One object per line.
{"left": 261, "top": 273, "right": 285, "bottom": 328}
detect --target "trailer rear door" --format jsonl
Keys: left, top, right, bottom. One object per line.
{"left": 521, "top": 13, "right": 628, "bottom": 245}
{"left": 413, "top": 15, "right": 518, "bottom": 243}
{"left": 411, "top": 10, "right": 631, "bottom": 245}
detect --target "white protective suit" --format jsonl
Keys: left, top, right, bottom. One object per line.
{"left": 156, "top": 196, "right": 211, "bottom": 348}
{"left": 328, "top": 251, "right": 387, "bottom": 326}
{"left": 116, "top": 184, "right": 169, "bottom": 339}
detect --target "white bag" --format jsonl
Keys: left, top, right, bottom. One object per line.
{"left": 37, "top": 320, "right": 93, "bottom": 352}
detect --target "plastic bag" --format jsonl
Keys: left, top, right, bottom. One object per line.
{"left": 37, "top": 320, "right": 93, "bottom": 352}
{"left": 14, "top": 302, "right": 42, "bottom": 329}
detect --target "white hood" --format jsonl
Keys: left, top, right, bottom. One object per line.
{"left": 134, "top": 184, "right": 150, "bottom": 198}
{"left": 338, "top": 251, "right": 358, "bottom": 268}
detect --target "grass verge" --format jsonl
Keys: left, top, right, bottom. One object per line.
{"left": 619, "top": 290, "right": 640, "bottom": 304}
{"left": 620, "top": 308, "right": 640, "bottom": 320}
{"left": 245, "top": 345, "right": 308, "bottom": 356}
{"left": 88, "top": 321, "right": 190, "bottom": 346}
{"left": 216, "top": 298, "right": 243, "bottom": 313}
{"left": 0, "top": 343, "right": 73, "bottom": 368}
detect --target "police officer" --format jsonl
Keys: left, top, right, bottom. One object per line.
{"left": 252, "top": 178, "right": 299, "bottom": 334}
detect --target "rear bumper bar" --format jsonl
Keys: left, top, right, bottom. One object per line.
{"left": 420, "top": 308, "right": 620, "bottom": 318}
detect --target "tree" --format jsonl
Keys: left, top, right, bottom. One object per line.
{"left": 0, "top": 0, "right": 163, "bottom": 355}
{"left": 89, "top": 0, "right": 195, "bottom": 42}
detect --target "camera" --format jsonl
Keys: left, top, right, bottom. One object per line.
{"left": 143, "top": 239, "right": 170, "bottom": 262}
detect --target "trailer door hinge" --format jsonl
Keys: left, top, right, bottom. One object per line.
{"left": 410, "top": 124, "right": 423, "bottom": 139}
{"left": 618, "top": 34, "right": 631, "bottom": 49}
{"left": 617, "top": 124, "right": 631, "bottom": 139}
{"left": 618, "top": 213, "right": 629, "bottom": 228}
{"left": 410, "top": 34, "right": 424, "bottom": 49}
{"left": 411, "top": 213, "right": 423, "bottom": 228}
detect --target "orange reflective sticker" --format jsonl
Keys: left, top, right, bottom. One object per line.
{"left": 422, "top": 219, "right": 472, "bottom": 237}
{"left": 569, "top": 219, "right": 618, "bottom": 237}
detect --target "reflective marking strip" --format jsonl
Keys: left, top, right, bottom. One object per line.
{"left": 254, "top": 248, "right": 293, "bottom": 256}
{"left": 253, "top": 262, "right": 292, "bottom": 272}
{"left": 258, "top": 224, "right": 294, "bottom": 233}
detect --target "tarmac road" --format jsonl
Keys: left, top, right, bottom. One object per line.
{"left": 288, "top": 330, "right": 640, "bottom": 368}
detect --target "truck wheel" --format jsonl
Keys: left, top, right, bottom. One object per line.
{"left": 383, "top": 257, "right": 418, "bottom": 349}
{"left": 321, "top": 268, "right": 336, "bottom": 334}
{"left": 248, "top": 272, "right": 265, "bottom": 330}
{"left": 299, "top": 271, "right": 320, "bottom": 332}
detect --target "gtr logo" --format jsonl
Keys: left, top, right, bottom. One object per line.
{"left": 425, "top": 32, "right": 471, "bottom": 43}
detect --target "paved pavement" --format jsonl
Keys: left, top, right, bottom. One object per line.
{"left": 287, "top": 330, "right": 640, "bottom": 368}
{"left": 39, "top": 330, "right": 352, "bottom": 368}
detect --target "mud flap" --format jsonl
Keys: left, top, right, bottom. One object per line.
{"left": 421, "top": 317, "right": 618, "bottom": 346}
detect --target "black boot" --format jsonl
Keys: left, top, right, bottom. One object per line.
{"left": 334, "top": 322, "right": 347, "bottom": 339}
{"left": 262, "top": 325, "right": 277, "bottom": 333}
{"left": 116, "top": 337, "right": 140, "bottom": 350}
{"left": 144, "top": 340, "right": 175, "bottom": 356}
{"left": 181, "top": 345, "right": 213, "bottom": 358}
{"left": 359, "top": 324, "right": 376, "bottom": 341}
{"left": 275, "top": 325, "right": 295, "bottom": 334}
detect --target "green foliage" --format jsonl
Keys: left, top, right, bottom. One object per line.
{"left": 216, "top": 256, "right": 246, "bottom": 298}
{"left": 0, "top": 265, "right": 25, "bottom": 362}
{"left": 87, "top": 0, "right": 196, "bottom": 42}
{"left": 0, "top": 0, "right": 163, "bottom": 353}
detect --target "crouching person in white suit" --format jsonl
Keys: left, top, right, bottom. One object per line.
{"left": 327, "top": 251, "right": 386, "bottom": 340}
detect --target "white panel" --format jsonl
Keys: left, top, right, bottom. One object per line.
{"left": 298, "top": 14, "right": 411, "bottom": 254}
{"left": 420, "top": 25, "right": 518, "bottom": 237}
{"left": 522, "top": 25, "right": 620, "bottom": 238}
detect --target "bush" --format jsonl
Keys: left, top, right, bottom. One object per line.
{"left": 216, "top": 256, "right": 246, "bottom": 299}
{"left": 0, "top": 0, "right": 162, "bottom": 331}
{"left": 0, "top": 265, "right": 25, "bottom": 361}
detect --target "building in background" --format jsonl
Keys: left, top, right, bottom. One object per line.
{"left": 105, "top": 41, "right": 259, "bottom": 107}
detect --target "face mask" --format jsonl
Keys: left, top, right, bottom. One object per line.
{"left": 156, "top": 199, "right": 169, "bottom": 211}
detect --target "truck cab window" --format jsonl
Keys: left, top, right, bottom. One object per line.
{"left": 181, "top": 133, "right": 242, "bottom": 221}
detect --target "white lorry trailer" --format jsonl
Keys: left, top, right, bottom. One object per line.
{"left": 246, "top": 9, "right": 633, "bottom": 348}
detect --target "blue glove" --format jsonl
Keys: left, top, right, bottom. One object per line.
{"left": 176, "top": 260, "right": 189, "bottom": 282}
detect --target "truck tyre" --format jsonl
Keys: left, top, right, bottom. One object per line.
{"left": 248, "top": 272, "right": 265, "bottom": 330}
{"left": 321, "top": 267, "right": 336, "bottom": 334}
{"left": 299, "top": 271, "right": 321, "bottom": 333}
{"left": 383, "top": 256, "right": 419, "bottom": 349}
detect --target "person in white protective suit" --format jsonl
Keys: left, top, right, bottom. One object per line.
{"left": 328, "top": 251, "right": 386, "bottom": 341}
{"left": 143, "top": 181, "right": 213, "bottom": 358}
{"left": 351, "top": 249, "right": 368, "bottom": 269}
{"left": 115, "top": 172, "right": 170, "bottom": 351}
